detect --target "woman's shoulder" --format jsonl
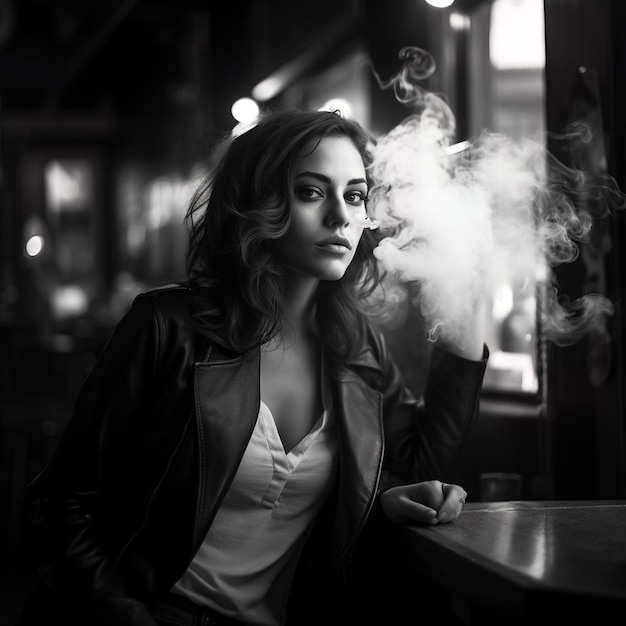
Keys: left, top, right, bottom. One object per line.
{"left": 136, "top": 282, "right": 193, "bottom": 306}
{"left": 126, "top": 283, "right": 215, "bottom": 359}
{"left": 129, "top": 282, "right": 197, "bottom": 330}
{"left": 132, "top": 283, "right": 233, "bottom": 360}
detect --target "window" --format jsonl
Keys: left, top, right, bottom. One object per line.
{"left": 468, "top": 0, "right": 546, "bottom": 395}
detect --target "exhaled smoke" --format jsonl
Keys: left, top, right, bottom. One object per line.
{"left": 367, "top": 46, "right": 624, "bottom": 350}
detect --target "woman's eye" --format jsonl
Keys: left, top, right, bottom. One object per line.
{"left": 345, "top": 191, "right": 366, "bottom": 205}
{"left": 296, "top": 186, "right": 323, "bottom": 201}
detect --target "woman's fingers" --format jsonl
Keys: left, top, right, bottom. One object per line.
{"left": 438, "top": 483, "right": 468, "bottom": 523}
{"left": 395, "top": 491, "right": 439, "bottom": 524}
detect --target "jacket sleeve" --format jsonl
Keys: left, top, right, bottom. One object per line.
{"left": 369, "top": 327, "right": 488, "bottom": 488}
{"left": 22, "top": 293, "right": 168, "bottom": 625}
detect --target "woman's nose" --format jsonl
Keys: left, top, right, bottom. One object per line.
{"left": 325, "top": 194, "right": 351, "bottom": 226}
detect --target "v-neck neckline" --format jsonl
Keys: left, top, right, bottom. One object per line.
{"left": 259, "top": 400, "right": 327, "bottom": 460}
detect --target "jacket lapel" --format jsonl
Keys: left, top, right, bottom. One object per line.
{"left": 192, "top": 348, "right": 260, "bottom": 550}
{"left": 192, "top": 343, "right": 385, "bottom": 572}
{"left": 331, "top": 363, "right": 384, "bottom": 569}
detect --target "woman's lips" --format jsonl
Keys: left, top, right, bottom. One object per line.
{"left": 315, "top": 236, "right": 352, "bottom": 252}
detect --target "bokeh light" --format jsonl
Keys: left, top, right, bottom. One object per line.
{"left": 231, "top": 97, "right": 260, "bottom": 123}
{"left": 25, "top": 235, "right": 44, "bottom": 257}
{"left": 425, "top": 0, "right": 455, "bottom": 8}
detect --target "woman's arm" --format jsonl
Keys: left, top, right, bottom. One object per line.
{"left": 366, "top": 321, "right": 488, "bottom": 491}
{"left": 371, "top": 321, "right": 487, "bottom": 524}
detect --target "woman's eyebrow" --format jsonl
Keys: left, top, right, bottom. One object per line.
{"left": 295, "top": 171, "right": 367, "bottom": 186}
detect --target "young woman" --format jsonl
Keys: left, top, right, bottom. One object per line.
{"left": 16, "top": 110, "right": 488, "bottom": 626}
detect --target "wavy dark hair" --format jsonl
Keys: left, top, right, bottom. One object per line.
{"left": 185, "top": 109, "right": 383, "bottom": 367}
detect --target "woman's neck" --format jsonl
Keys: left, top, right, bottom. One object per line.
{"left": 278, "top": 275, "right": 319, "bottom": 344}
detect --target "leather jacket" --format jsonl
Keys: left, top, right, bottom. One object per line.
{"left": 19, "top": 285, "right": 488, "bottom": 625}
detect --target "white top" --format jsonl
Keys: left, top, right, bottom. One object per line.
{"left": 171, "top": 399, "right": 338, "bottom": 626}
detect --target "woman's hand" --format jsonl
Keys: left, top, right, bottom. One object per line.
{"left": 379, "top": 480, "right": 467, "bottom": 525}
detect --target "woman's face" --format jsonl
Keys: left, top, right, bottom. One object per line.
{"left": 273, "top": 135, "right": 368, "bottom": 283}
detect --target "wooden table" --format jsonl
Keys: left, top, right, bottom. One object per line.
{"left": 392, "top": 500, "right": 626, "bottom": 624}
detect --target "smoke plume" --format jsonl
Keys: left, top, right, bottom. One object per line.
{"left": 367, "top": 46, "right": 624, "bottom": 350}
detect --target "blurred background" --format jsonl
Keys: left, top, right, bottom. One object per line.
{"left": 0, "top": 0, "right": 625, "bottom": 622}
